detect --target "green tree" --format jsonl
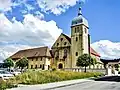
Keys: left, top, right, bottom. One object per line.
{"left": 16, "top": 57, "right": 28, "bottom": 72}
{"left": 91, "top": 58, "right": 97, "bottom": 68}
{"left": 3, "top": 58, "right": 14, "bottom": 69}
{"left": 114, "top": 64, "right": 119, "bottom": 71}
{"left": 76, "top": 54, "right": 95, "bottom": 72}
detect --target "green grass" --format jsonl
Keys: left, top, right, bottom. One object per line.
{"left": 0, "top": 70, "right": 102, "bottom": 89}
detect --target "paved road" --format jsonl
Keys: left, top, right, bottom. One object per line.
{"left": 51, "top": 81, "right": 120, "bottom": 90}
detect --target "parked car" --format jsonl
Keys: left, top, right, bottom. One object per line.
{"left": 0, "top": 70, "right": 14, "bottom": 80}
{"left": 9, "top": 69, "right": 21, "bottom": 76}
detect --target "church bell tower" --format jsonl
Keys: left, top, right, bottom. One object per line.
{"left": 71, "top": 5, "right": 89, "bottom": 68}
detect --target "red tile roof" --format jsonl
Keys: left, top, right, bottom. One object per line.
{"left": 10, "top": 46, "right": 51, "bottom": 59}
{"left": 90, "top": 47, "right": 100, "bottom": 57}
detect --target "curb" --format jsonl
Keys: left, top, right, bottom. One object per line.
{"left": 41, "top": 81, "right": 89, "bottom": 90}
{"left": 9, "top": 79, "right": 93, "bottom": 90}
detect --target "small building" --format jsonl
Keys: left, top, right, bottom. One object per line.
{"left": 101, "top": 59, "right": 120, "bottom": 75}
{"left": 10, "top": 46, "right": 51, "bottom": 70}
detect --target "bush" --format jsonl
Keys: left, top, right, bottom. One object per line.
{"left": 0, "top": 80, "right": 6, "bottom": 90}
{"left": 0, "top": 79, "right": 17, "bottom": 90}
{"left": 7, "top": 71, "right": 102, "bottom": 85}
{"left": 1, "top": 71, "right": 102, "bottom": 89}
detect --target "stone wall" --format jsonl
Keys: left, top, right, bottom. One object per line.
{"left": 64, "top": 68, "right": 106, "bottom": 74}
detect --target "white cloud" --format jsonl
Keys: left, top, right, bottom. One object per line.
{"left": 0, "top": 0, "right": 86, "bottom": 62}
{"left": 0, "top": 13, "right": 62, "bottom": 61}
{"left": 0, "top": 0, "right": 85, "bottom": 15}
{"left": 34, "top": 11, "right": 44, "bottom": 19}
{"left": 37, "top": 0, "right": 80, "bottom": 15}
{"left": 0, "top": 0, "right": 83, "bottom": 15}
{"left": 0, "top": 44, "right": 32, "bottom": 62}
{"left": 91, "top": 40, "right": 120, "bottom": 59}
{"left": 0, "top": 0, "right": 12, "bottom": 11}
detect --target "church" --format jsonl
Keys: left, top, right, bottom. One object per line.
{"left": 50, "top": 7, "right": 103, "bottom": 71}
{"left": 10, "top": 6, "right": 104, "bottom": 71}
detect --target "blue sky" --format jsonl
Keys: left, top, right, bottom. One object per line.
{"left": 3, "top": 0, "right": 120, "bottom": 43}
{"left": 0, "top": 0, "right": 120, "bottom": 60}
{"left": 4, "top": 0, "right": 120, "bottom": 43}
{"left": 44, "top": 0, "right": 120, "bottom": 43}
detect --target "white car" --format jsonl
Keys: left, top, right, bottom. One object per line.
{"left": 10, "top": 70, "right": 21, "bottom": 76}
{"left": 8, "top": 69, "right": 21, "bottom": 76}
{"left": 0, "top": 70, "right": 14, "bottom": 80}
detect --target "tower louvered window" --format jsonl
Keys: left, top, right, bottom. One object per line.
{"left": 76, "top": 37, "right": 78, "bottom": 41}
{"left": 75, "top": 28, "right": 77, "bottom": 33}
{"left": 77, "top": 27, "right": 79, "bottom": 32}
{"left": 85, "top": 28, "right": 87, "bottom": 34}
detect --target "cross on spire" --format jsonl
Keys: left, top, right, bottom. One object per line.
{"left": 78, "top": 1, "right": 84, "bottom": 16}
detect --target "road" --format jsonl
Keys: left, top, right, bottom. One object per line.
{"left": 10, "top": 76, "right": 120, "bottom": 90}
{"left": 51, "top": 81, "right": 120, "bottom": 90}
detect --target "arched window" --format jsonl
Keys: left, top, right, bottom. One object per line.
{"left": 76, "top": 37, "right": 78, "bottom": 41}
{"left": 55, "top": 50, "right": 59, "bottom": 59}
{"left": 35, "top": 65, "right": 37, "bottom": 69}
{"left": 58, "top": 63, "right": 63, "bottom": 69}
{"left": 57, "top": 43, "right": 59, "bottom": 46}
{"left": 40, "top": 65, "right": 42, "bottom": 68}
{"left": 61, "top": 38, "right": 63, "bottom": 41}
{"left": 31, "top": 65, "right": 33, "bottom": 69}
{"left": 64, "top": 49, "right": 67, "bottom": 58}
{"left": 64, "top": 42, "right": 67, "bottom": 45}
{"left": 76, "top": 52, "right": 78, "bottom": 56}
{"left": 42, "top": 64, "right": 44, "bottom": 70}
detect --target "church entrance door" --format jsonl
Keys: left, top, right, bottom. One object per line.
{"left": 58, "top": 63, "right": 63, "bottom": 69}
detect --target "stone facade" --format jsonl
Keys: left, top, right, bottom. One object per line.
{"left": 51, "top": 33, "right": 71, "bottom": 69}
{"left": 28, "top": 57, "right": 50, "bottom": 70}
{"left": 71, "top": 25, "right": 89, "bottom": 68}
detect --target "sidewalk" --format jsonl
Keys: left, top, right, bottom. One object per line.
{"left": 8, "top": 79, "right": 92, "bottom": 90}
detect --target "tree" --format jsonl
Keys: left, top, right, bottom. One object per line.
{"left": 16, "top": 57, "right": 28, "bottom": 72}
{"left": 114, "top": 64, "right": 119, "bottom": 71}
{"left": 3, "top": 58, "right": 14, "bottom": 69}
{"left": 91, "top": 58, "right": 97, "bottom": 68}
{"left": 76, "top": 54, "right": 95, "bottom": 72}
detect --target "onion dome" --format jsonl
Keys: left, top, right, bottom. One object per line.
{"left": 71, "top": 7, "right": 88, "bottom": 28}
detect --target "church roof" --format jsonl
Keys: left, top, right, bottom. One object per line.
{"left": 10, "top": 46, "right": 51, "bottom": 59}
{"left": 101, "top": 59, "right": 120, "bottom": 64}
{"left": 61, "top": 33, "right": 71, "bottom": 43}
{"left": 90, "top": 47, "right": 100, "bottom": 57}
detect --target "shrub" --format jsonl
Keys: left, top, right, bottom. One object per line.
{"left": 7, "top": 71, "right": 102, "bottom": 85}
{"left": 0, "top": 79, "right": 17, "bottom": 90}
{"left": 0, "top": 80, "right": 6, "bottom": 90}
{"left": 2, "top": 71, "right": 102, "bottom": 89}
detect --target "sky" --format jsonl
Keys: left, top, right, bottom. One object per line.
{"left": 0, "top": 0, "right": 120, "bottom": 62}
